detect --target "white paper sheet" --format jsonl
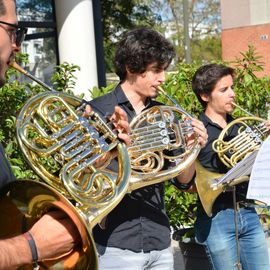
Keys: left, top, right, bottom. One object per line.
{"left": 247, "top": 135, "right": 270, "bottom": 205}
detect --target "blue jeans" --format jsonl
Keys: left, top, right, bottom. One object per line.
{"left": 96, "top": 244, "right": 174, "bottom": 270}
{"left": 195, "top": 207, "right": 270, "bottom": 270}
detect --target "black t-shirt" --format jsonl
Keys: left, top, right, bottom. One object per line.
{"left": 197, "top": 113, "right": 249, "bottom": 212}
{"left": 89, "top": 85, "right": 171, "bottom": 252}
{"left": 0, "top": 143, "right": 16, "bottom": 190}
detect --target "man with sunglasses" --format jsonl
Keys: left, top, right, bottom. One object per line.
{"left": 0, "top": 1, "right": 26, "bottom": 86}
{"left": 0, "top": 0, "right": 80, "bottom": 269}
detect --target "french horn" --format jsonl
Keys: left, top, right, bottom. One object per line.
{"left": 195, "top": 102, "right": 269, "bottom": 216}
{"left": 128, "top": 86, "right": 201, "bottom": 190}
{"left": 212, "top": 103, "right": 267, "bottom": 168}
{"left": 81, "top": 85, "right": 201, "bottom": 192}
{"left": 0, "top": 62, "right": 131, "bottom": 269}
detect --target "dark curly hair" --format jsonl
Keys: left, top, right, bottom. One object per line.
{"left": 114, "top": 27, "right": 175, "bottom": 81}
{"left": 192, "top": 63, "right": 234, "bottom": 108}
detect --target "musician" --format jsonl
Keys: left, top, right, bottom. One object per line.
{"left": 89, "top": 27, "right": 208, "bottom": 270}
{"left": 0, "top": 0, "right": 130, "bottom": 269}
{"left": 192, "top": 63, "right": 270, "bottom": 270}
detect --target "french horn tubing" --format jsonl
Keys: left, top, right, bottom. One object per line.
{"left": 0, "top": 62, "right": 131, "bottom": 269}
{"left": 212, "top": 103, "right": 268, "bottom": 168}
{"left": 128, "top": 86, "right": 201, "bottom": 190}
{"left": 195, "top": 102, "right": 268, "bottom": 216}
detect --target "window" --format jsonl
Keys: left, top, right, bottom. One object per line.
{"left": 17, "top": 0, "right": 57, "bottom": 87}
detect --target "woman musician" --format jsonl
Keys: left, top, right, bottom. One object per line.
{"left": 191, "top": 63, "right": 270, "bottom": 270}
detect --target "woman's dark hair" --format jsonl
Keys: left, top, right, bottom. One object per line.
{"left": 192, "top": 63, "right": 234, "bottom": 108}
{"left": 114, "top": 27, "right": 175, "bottom": 81}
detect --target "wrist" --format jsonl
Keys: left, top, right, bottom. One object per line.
{"left": 23, "top": 232, "right": 39, "bottom": 270}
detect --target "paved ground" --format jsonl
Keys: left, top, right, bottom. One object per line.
{"left": 172, "top": 233, "right": 270, "bottom": 270}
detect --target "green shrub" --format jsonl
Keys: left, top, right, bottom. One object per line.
{"left": 0, "top": 54, "right": 80, "bottom": 179}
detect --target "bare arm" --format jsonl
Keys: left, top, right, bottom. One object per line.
{"left": 30, "top": 211, "right": 80, "bottom": 260}
{"left": 0, "top": 235, "right": 32, "bottom": 269}
{"left": 0, "top": 211, "right": 80, "bottom": 269}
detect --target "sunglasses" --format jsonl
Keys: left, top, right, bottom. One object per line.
{"left": 0, "top": 20, "right": 28, "bottom": 46}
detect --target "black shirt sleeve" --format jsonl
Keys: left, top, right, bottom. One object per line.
{"left": 0, "top": 143, "right": 16, "bottom": 190}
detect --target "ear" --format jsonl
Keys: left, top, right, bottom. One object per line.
{"left": 201, "top": 93, "right": 209, "bottom": 103}
{"left": 125, "top": 65, "right": 133, "bottom": 75}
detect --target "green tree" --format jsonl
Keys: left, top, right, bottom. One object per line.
{"left": 191, "top": 35, "right": 221, "bottom": 62}
{"left": 17, "top": 0, "right": 53, "bottom": 16}
{"left": 149, "top": 0, "right": 221, "bottom": 63}
{"left": 101, "top": 0, "right": 161, "bottom": 72}
{"left": 232, "top": 45, "right": 270, "bottom": 119}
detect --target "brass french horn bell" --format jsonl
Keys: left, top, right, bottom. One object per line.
{"left": 0, "top": 62, "right": 131, "bottom": 269}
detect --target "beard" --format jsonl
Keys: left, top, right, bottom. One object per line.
{"left": 0, "top": 61, "right": 6, "bottom": 87}
{"left": 0, "top": 53, "right": 13, "bottom": 87}
{"left": 0, "top": 76, "right": 6, "bottom": 87}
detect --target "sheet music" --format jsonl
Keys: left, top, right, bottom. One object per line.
{"left": 247, "top": 135, "right": 270, "bottom": 205}
{"left": 211, "top": 150, "right": 258, "bottom": 189}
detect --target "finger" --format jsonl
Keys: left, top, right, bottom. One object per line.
{"left": 82, "top": 105, "right": 92, "bottom": 117}
{"left": 191, "top": 119, "right": 207, "bottom": 136}
{"left": 111, "top": 106, "right": 129, "bottom": 127}
{"left": 118, "top": 133, "right": 131, "bottom": 146}
{"left": 94, "top": 152, "right": 111, "bottom": 167}
{"left": 190, "top": 125, "right": 208, "bottom": 148}
{"left": 115, "top": 119, "right": 131, "bottom": 134}
{"left": 264, "top": 120, "right": 270, "bottom": 131}
{"left": 191, "top": 118, "right": 205, "bottom": 130}
{"left": 114, "top": 106, "right": 128, "bottom": 121}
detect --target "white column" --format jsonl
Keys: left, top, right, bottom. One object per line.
{"left": 54, "top": 0, "right": 98, "bottom": 100}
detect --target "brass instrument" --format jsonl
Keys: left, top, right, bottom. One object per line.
{"left": 196, "top": 102, "right": 269, "bottom": 216}
{"left": 212, "top": 114, "right": 267, "bottom": 168}
{"left": 128, "top": 86, "right": 201, "bottom": 190}
{"left": 0, "top": 62, "right": 131, "bottom": 269}
{"left": 195, "top": 154, "right": 254, "bottom": 217}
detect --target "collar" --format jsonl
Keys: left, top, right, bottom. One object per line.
{"left": 114, "top": 84, "right": 157, "bottom": 109}
{"left": 199, "top": 112, "right": 234, "bottom": 129}
{"left": 114, "top": 84, "right": 130, "bottom": 104}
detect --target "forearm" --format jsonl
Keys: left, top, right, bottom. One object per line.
{"left": 176, "top": 163, "right": 195, "bottom": 184}
{"left": 0, "top": 235, "right": 32, "bottom": 269}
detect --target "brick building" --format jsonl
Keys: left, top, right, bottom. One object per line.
{"left": 221, "top": 0, "right": 270, "bottom": 75}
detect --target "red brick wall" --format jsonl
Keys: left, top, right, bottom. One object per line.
{"left": 222, "top": 24, "right": 270, "bottom": 76}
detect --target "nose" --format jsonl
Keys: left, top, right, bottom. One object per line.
{"left": 158, "top": 70, "right": 165, "bottom": 84}
{"left": 229, "top": 87, "right": 235, "bottom": 98}
{"left": 11, "top": 41, "right": 21, "bottom": 53}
